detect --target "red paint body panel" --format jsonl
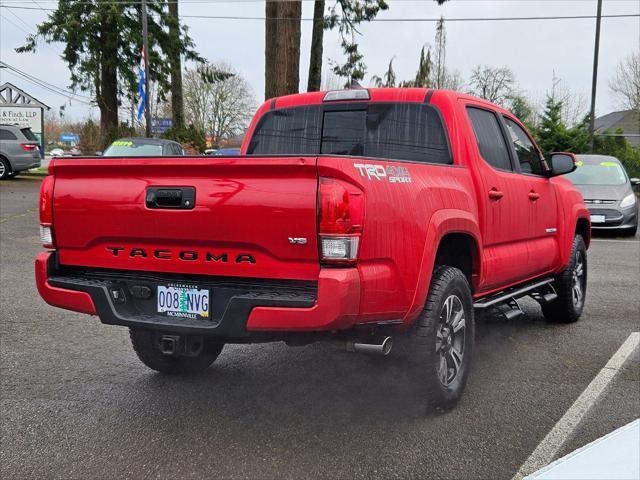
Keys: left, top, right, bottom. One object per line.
{"left": 37, "top": 88, "right": 590, "bottom": 334}
{"left": 51, "top": 156, "right": 320, "bottom": 281}
{"left": 35, "top": 252, "right": 97, "bottom": 315}
{"left": 247, "top": 268, "right": 360, "bottom": 330}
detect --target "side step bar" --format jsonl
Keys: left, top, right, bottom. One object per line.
{"left": 473, "top": 277, "right": 555, "bottom": 309}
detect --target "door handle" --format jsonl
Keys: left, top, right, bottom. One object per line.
{"left": 488, "top": 189, "right": 504, "bottom": 200}
{"left": 528, "top": 191, "right": 540, "bottom": 201}
{"left": 146, "top": 187, "right": 195, "bottom": 209}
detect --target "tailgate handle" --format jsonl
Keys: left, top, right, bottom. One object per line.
{"left": 146, "top": 187, "right": 195, "bottom": 210}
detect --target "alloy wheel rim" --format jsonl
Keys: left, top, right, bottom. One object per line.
{"left": 0, "top": 162, "right": 5, "bottom": 177}
{"left": 572, "top": 250, "right": 585, "bottom": 309}
{"left": 436, "top": 294, "right": 466, "bottom": 386}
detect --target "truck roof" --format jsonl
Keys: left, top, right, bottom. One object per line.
{"left": 268, "top": 88, "right": 506, "bottom": 113}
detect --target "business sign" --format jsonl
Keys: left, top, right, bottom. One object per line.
{"left": 151, "top": 117, "right": 172, "bottom": 134}
{"left": 59, "top": 133, "right": 80, "bottom": 143}
{"left": 0, "top": 106, "right": 43, "bottom": 141}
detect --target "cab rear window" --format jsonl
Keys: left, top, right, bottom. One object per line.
{"left": 247, "top": 103, "right": 451, "bottom": 164}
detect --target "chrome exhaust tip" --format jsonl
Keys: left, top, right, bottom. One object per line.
{"left": 350, "top": 336, "right": 393, "bottom": 356}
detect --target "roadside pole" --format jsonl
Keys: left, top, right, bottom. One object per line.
{"left": 588, "top": 0, "right": 603, "bottom": 152}
{"left": 141, "top": 0, "right": 152, "bottom": 137}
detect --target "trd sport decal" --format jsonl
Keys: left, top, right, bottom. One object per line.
{"left": 354, "top": 163, "right": 412, "bottom": 183}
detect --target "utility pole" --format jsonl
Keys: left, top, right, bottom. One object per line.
{"left": 141, "top": 0, "right": 152, "bottom": 137}
{"left": 588, "top": 0, "right": 603, "bottom": 152}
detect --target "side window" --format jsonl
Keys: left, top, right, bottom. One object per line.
{"left": 247, "top": 106, "right": 321, "bottom": 155}
{"left": 503, "top": 117, "right": 545, "bottom": 175}
{"left": 365, "top": 103, "right": 451, "bottom": 164}
{"left": 0, "top": 128, "right": 17, "bottom": 140}
{"left": 466, "top": 107, "right": 513, "bottom": 171}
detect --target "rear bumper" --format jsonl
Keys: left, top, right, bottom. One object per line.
{"left": 35, "top": 252, "right": 361, "bottom": 337}
{"left": 10, "top": 153, "right": 41, "bottom": 171}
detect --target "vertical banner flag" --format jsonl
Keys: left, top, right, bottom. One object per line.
{"left": 137, "top": 48, "right": 146, "bottom": 121}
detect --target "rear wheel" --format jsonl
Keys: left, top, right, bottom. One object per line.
{"left": 0, "top": 158, "right": 11, "bottom": 180}
{"left": 542, "top": 235, "right": 587, "bottom": 323}
{"left": 408, "top": 266, "right": 475, "bottom": 412}
{"left": 130, "top": 328, "right": 224, "bottom": 374}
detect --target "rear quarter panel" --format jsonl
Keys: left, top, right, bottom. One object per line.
{"left": 318, "top": 156, "right": 478, "bottom": 324}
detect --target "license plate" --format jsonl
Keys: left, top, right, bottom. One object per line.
{"left": 157, "top": 285, "right": 209, "bottom": 319}
{"left": 591, "top": 214, "right": 606, "bottom": 224}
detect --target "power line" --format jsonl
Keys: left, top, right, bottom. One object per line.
{"left": 0, "top": 61, "right": 94, "bottom": 105}
{"left": 1, "top": 5, "right": 66, "bottom": 55}
{"left": 1, "top": 4, "right": 638, "bottom": 22}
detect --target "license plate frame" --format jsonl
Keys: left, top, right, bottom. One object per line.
{"left": 157, "top": 284, "right": 210, "bottom": 320}
{"left": 590, "top": 214, "right": 606, "bottom": 224}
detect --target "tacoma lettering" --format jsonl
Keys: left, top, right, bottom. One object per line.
{"left": 105, "top": 247, "right": 253, "bottom": 264}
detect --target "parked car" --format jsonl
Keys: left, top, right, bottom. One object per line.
{"left": 49, "top": 148, "right": 66, "bottom": 157}
{"left": 102, "top": 138, "right": 185, "bottom": 157}
{"left": 36, "top": 88, "right": 590, "bottom": 411}
{"left": 565, "top": 154, "right": 638, "bottom": 236}
{"left": 204, "top": 149, "right": 241, "bottom": 156}
{"left": 0, "top": 124, "right": 41, "bottom": 179}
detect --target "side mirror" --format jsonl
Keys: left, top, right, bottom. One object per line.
{"left": 630, "top": 177, "right": 640, "bottom": 186}
{"left": 548, "top": 152, "right": 577, "bottom": 177}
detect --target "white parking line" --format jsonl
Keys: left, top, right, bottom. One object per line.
{"left": 591, "top": 239, "right": 640, "bottom": 243}
{"left": 513, "top": 332, "right": 640, "bottom": 480}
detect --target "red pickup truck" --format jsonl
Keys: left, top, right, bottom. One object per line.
{"left": 36, "top": 88, "right": 590, "bottom": 410}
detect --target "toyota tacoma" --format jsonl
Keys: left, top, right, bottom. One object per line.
{"left": 36, "top": 88, "right": 590, "bottom": 410}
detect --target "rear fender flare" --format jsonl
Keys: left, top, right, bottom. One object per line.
{"left": 404, "top": 209, "right": 482, "bottom": 324}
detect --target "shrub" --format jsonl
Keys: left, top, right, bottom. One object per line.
{"left": 162, "top": 124, "right": 206, "bottom": 154}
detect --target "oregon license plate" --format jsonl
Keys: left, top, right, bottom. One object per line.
{"left": 157, "top": 285, "right": 209, "bottom": 319}
{"left": 590, "top": 214, "right": 606, "bottom": 224}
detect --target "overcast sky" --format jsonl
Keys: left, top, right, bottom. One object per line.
{"left": 1, "top": 0, "right": 638, "bottom": 122}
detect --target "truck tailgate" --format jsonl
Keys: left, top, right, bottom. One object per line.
{"left": 51, "top": 156, "right": 320, "bottom": 281}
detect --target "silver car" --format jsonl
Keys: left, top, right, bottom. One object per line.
{"left": 0, "top": 124, "right": 41, "bottom": 179}
{"left": 566, "top": 154, "right": 639, "bottom": 236}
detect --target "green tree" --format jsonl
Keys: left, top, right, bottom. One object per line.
{"left": 326, "top": 1, "right": 389, "bottom": 86}
{"left": 18, "top": 1, "right": 201, "bottom": 143}
{"left": 168, "top": 0, "right": 185, "bottom": 129}
{"left": 371, "top": 44, "right": 433, "bottom": 89}
{"left": 399, "top": 45, "right": 433, "bottom": 88}
{"left": 371, "top": 57, "right": 397, "bottom": 87}
{"left": 433, "top": 16, "right": 446, "bottom": 88}
{"left": 534, "top": 96, "right": 574, "bottom": 155}
{"left": 509, "top": 95, "right": 535, "bottom": 131}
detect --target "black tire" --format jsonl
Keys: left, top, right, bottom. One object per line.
{"left": 542, "top": 235, "right": 587, "bottom": 323}
{"left": 408, "top": 266, "right": 475, "bottom": 412}
{"left": 0, "top": 158, "right": 12, "bottom": 180}
{"left": 130, "top": 328, "right": 224, "bottom": 374}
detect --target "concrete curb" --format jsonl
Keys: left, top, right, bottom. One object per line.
{"left": 22, "top": 171, "right": 48, "bottom": 178}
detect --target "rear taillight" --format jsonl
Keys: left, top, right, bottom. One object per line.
{"left": 39, "top": 175, "right": 55, "bottom": 249}
{"left": 318, "top": 177, "right": 364, "bottom": 265}
{"left": 21, "top": 143, "right": 37, "bottom": 152}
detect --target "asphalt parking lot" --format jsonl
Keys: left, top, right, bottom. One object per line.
{"left": 1, "top": 177, "right": 638, "bottom": 480}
